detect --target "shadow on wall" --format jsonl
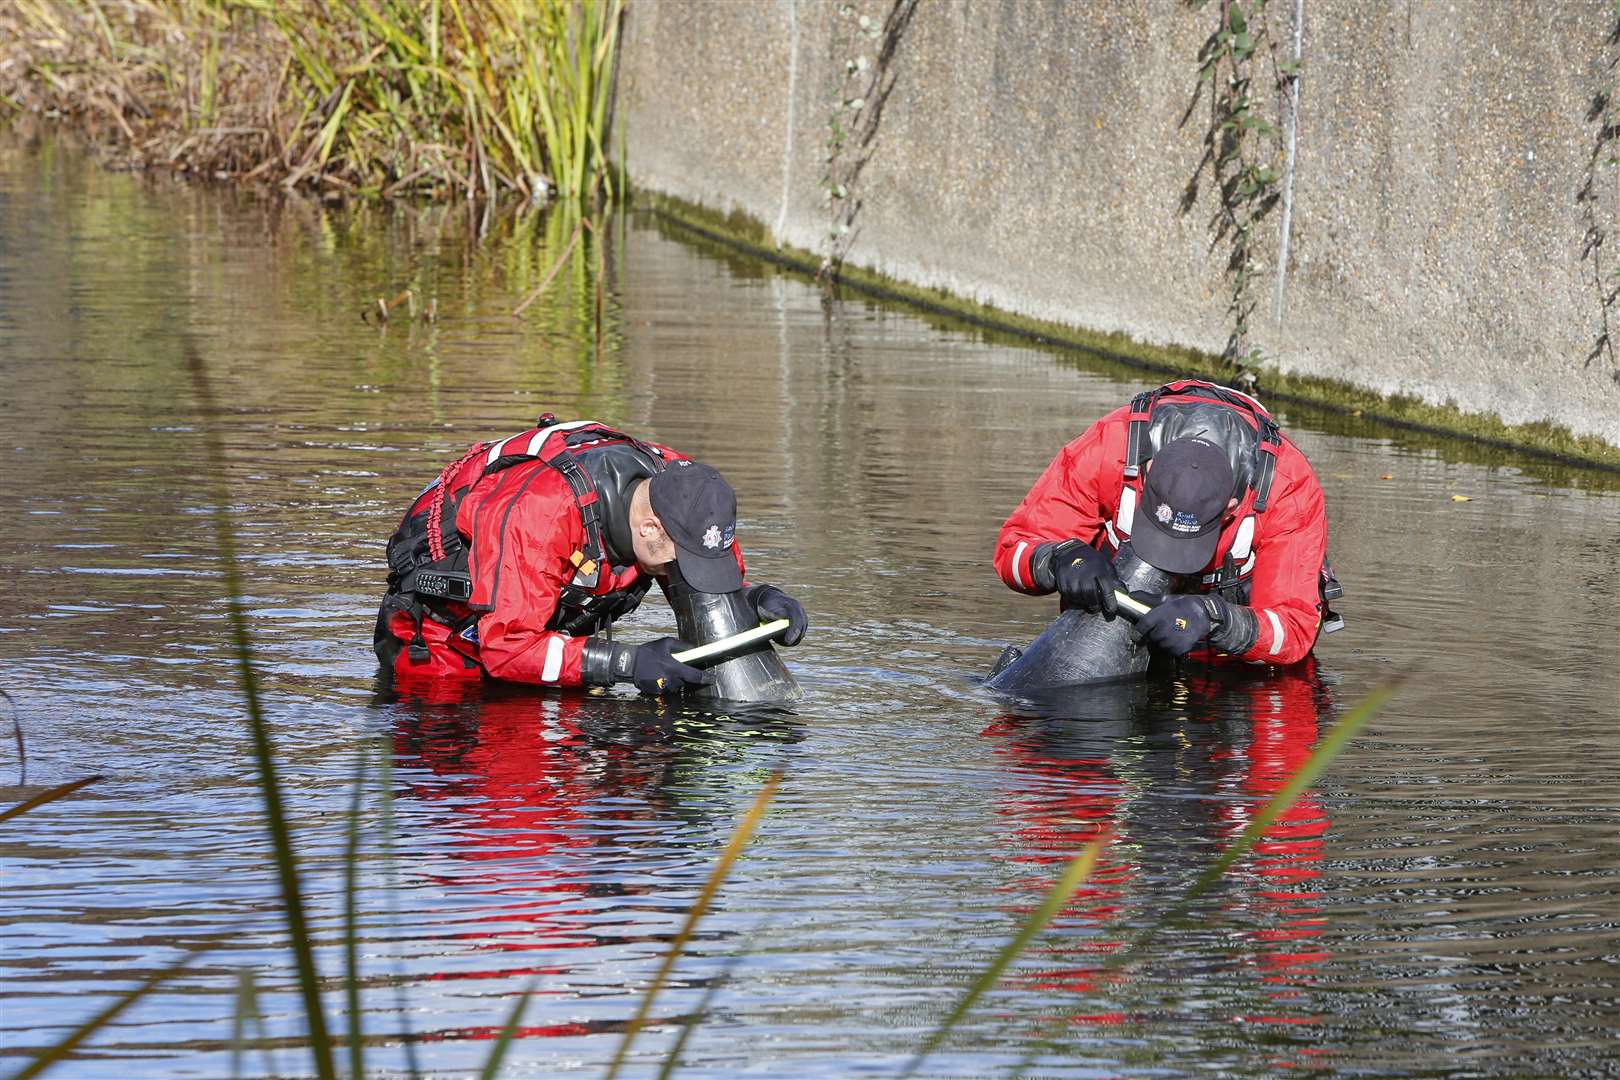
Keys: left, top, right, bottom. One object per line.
{"left": 1577, "top": 11, "right": 1620, "bottom": 386}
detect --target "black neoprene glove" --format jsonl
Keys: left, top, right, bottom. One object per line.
{"left": 1033, "top": 539, "right": 1121, "bottom": 619}
{"left": 1132, "top": 594, "right": 1210, "bottom": 656}
{"left": 1132, "top": 593, "right": 1258, "bottom": 657}
{"left": 745, "top": 584, "right": 808, "bottom": 646}
{"left": 581, "top": 636, "right": 711, "bottom": 695}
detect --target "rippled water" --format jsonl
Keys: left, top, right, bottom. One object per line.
{"left": 3, "top": 141, "right": 1618, "bottom": 1078}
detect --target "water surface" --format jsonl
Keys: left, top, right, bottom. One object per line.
{"left": 2, "top": 143, "right": 1618, "bottom": 1078}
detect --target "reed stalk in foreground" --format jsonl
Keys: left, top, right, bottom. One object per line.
{"left": 1001, "top": 678, "right": 1403, "bottom": 1077}
{"left": 901, "top": 828, "right": 1116, "bottom": 1077}
{"left": 604, "top": 772, "right": 783, "bottom": 1080}
{"left": 184, "top": 337, "right": 337, "bottom": 1080}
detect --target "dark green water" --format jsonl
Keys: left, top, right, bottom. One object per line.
{"left": 2, "top": 141, "right": 1618, "bottom": 1078}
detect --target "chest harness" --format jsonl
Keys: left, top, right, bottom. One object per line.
{"left": 1105, "top": 380, "right": 1343, "bottom": 630}
{"left": 383, "top": 416, "right": 665, "bottom": 664}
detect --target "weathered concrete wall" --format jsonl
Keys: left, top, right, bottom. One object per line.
{"left": 619, "top": 0, "right": 1620, "bottom": 448}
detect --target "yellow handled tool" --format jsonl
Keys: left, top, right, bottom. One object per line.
{"left": 671, "top": 619, "right": 791, "bottom": 666}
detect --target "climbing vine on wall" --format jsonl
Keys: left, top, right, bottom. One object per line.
{"left": 818, "top": 0, "right": 920, "bottom": 297}
{"left": 1183, "top": 0, "right": 1298, "bottom": 375}
{"left": 1577, "top": 4, "right": 1620, "bottom": 383}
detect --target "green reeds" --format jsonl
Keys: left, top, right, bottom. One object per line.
{"left": 986, "top": 678, "right": 1401, "bottom": 1078}
{"left": 184, "top": 338, "right": 336, "bottom": 1080}
{"left": 901, "top": 828, "right": 1116, "bottom": 1077}
{"left": 2, "top": 0, "right": 627, "bottom": 203}
{"left": 8, "top": 953, "right": 202, "bottom": 1080}
{"left": 901, "top": 680, "right": 1399, "bottom": 1075}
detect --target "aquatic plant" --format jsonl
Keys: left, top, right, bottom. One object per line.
{"left": 0, "top": 0, "right": 625, "bottom": 203}
{"left": 1577, "top": 6, "right": 1620, "bottom": 383}
{"left": 816, "top": 0, "right": 919, "bottom": 295}
{"left": 1182, "top": 0, "right": 1298, "bottom": 374}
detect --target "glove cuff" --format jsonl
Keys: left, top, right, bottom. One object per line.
{"left": 581, "top": 637, "right": 637, "bottom": 685}
{"left": 1030, "top": 539, "right": 1084, "bottom": 594}
{"left": 1204, "top": 595, "right": 1258, "bottom": 655}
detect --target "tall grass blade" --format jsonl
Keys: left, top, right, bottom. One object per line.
{"left": 0, "top": 775, "right": 101, "bottom": 824}
{"left": 230, "top": 968, "right": 278, "bottom": 1080}
{"left": 184, "top": 337, "right": 335, "bottom": 1080}
{"left": 475, "top": 982, "right": 535, "bottom": 1080}
{"left": 654, "top": 926, "right": 764, "bottom": 1080}
{"left": 603, "top": 772, "right": 783, "bottom": 1080}
{"left": 8, "top": 952, "right": 197, "bottom": 1080}
{"left": 1007, "top": 679, "right": 1402, "bottom": 1078}
{"left": 901, "top": 828, "right": 1114, "bottom": 1078}
{"left": 342, "top": 750, "right": 368, "bottom": 1080}
{"left": 375, "top": 733, "right": 423, "bottom": 1080}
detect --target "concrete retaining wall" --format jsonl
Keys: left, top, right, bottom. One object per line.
{"left": 618, "top": 0, "right": 1620, "bottom": 448}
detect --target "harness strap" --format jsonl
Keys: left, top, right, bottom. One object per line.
{"left": 1123, "top": 380, "right": 1283, "bottom": 504}
{"left": 425, "top": 441, "right": 490, "bottom": 563}
{"left": 1251, "top": 440, "right": 1280, "bottom": 512}
{"left": 1123, "top": 390, "right": 1156, "bottom": 479}
{"left": 544, "top": 451, "right": 605, "bottom": 591}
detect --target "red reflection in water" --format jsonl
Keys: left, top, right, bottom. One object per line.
{"left": 385, "top": 678, "right": 693, "bottom": 984}
{"left": 983, "top": 660, "right": 1334, "bottom": 1036}
{"left": 1199, "top": 661, "right": 1332, "bottom": 1014}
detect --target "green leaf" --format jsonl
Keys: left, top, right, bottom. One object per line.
{"left": 902, "top": 829, "right": 1113, "bottom": 1077}
{"left": 477, "top": 984, "right": 534, "bottom": 1080}
{"left": 1228, "top": 3, "right": 1247, "bottom": 35}
{"left": 602, "top": 774, "right": 782, "bottom": 1080}
{"left": 11, "top": 953, "right": 201, "bottom": 1080}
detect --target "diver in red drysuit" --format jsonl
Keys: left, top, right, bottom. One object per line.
{"left": 995, "top": 380, "right": 1338, "bottom": 667}
{"left": 376, "top": 419, "right": 807, "bottom": 693}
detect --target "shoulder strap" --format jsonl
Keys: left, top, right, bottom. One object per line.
{"left": 1123, "top": 389, "right": 1157, "bottom": 479}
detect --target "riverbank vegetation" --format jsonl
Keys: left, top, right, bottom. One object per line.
{"left": 0, "top": 0, "right": 625, "bottom": 203}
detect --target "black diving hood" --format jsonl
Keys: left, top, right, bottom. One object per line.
{"left": 986, "top": 543, "right": 1175, "bottom": 694}
{"left": 664, "top": 566, "right": 803, "bottom": 705}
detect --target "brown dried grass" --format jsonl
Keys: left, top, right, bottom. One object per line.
{"left": 0, "top": 0, "right": 623, "bottom": 202}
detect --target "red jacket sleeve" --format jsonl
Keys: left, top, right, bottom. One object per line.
{"left": 461, "top": 462, "right": 593, "bottom": 686}
{"left": 1237, "top": 441, "right": 1326, "bottom": 666}
{"left": 995, "top": 410, "right": 1127, "bottom": 593}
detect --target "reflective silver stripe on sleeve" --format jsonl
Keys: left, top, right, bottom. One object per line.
{"left": 1116, "top": 486, "right": 1137, "bottom": 534}
{"left": 1264, "top": 609, "right": 1284, "bottom": 655}
{"left": 1231, "top": 516, "right": 1256, "bottom": 560}
{"left": 1011, "top": 541, "right": 1029, "bottom": 589}
{"left": 540, "top": 636, "right": 566, "bottom": 682}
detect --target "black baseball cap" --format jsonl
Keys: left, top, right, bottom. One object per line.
{"left": 1132, "top": 437, "right": 1236, "bottom": 575}
{"left": 647, "top": 460, "right": 744, "bottom": 594}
